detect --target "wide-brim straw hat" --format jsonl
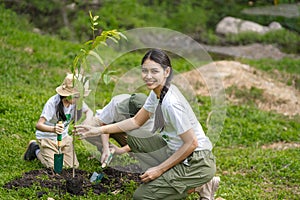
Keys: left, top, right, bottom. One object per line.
{"left": 56, "top": 73, "right": 91, "bottom": 97}
{"left": 117, "top": 93, "right": 148, "bottom": 116}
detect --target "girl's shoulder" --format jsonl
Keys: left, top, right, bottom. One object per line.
{"left": 166, "top": 85, "right": 184, "bottom": 101}
{"left": 45, "top": 94, "right": 60, "bottom": 105}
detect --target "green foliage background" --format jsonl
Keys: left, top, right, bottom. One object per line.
{"left": 2, "top": 0, "right": 300, "bottom": 53}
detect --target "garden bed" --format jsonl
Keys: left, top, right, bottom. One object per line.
{"left": 3, "top": 165, "right": 142, "bottom": 198}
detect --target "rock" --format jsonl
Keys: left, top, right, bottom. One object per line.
{"left": 32, "top": 28, "right": 42, "bottom": 34}
{"left": 216, "top": 16, "right": 282, "bottom": 35}
{"left": 268, "top": 21, "right": 282, "bottom": 30}
{"left": 215, "top": 16, "right": 241, "bottom": 35}
{"left": 239, "top": 20, "right": 269, "bottom": 34}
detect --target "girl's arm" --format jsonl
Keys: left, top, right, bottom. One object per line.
{"left": 75, "top": 108, "right": 150, "bottom": 139}
{"left": 112, "top": 144, "right": 131, "bottom": 155}
{"left": 36, "top": 117, "right": 64, "bottom": 134}
{"left": 100, "top": 133, "right": 111, "bottom": 163}
{"left": 140, "top": 128, "right": 198, "bottom": 183}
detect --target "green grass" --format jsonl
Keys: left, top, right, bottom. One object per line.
{"left": 0, "top": 6, "right": 299, "bottom": 200}
{"left": 239, "top": 58, "right": 300, "bottom": 90}
{"left": 216, "top": 147, "right": 300, "bottom": 199}
{"left": 225, "top": 29, "right": 300, "bottom": 54}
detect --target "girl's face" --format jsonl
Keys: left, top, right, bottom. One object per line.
{"left": 141, "top": 59, "right": 170, "bottom": 94}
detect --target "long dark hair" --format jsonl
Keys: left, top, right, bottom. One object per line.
{"left": 56, "top": 95, "right": 67, "bottom": 121}
{"left": 141, "top": 49, "right": 173, "bottom": 133}
{"left": 56, "top": 95, "right": 82, "bottom": 123}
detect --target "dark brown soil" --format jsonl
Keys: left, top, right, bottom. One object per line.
{"left": 3, "top": 165, "right": 142, "bottom": 198}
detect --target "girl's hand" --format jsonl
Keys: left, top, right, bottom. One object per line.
{"left": 54, "top": 123, "right": 64, "bottom": 134}
{"left": 140, "top": 166, "right": 163, "bottom": 183}
{"left": 74, "top": 125, "right": 102, "bottom": 139}
{"left": 101, "top": 147, "right": 111, "bottom": 164}
{"left": 101, "top": 148, "right": 115, "bottom": 168}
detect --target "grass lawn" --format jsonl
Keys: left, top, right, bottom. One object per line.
{"left": 0, "top": 6, "right": 299, "bottom": 200}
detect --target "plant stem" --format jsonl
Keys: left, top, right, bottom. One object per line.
{"left": 73, "top": 103, "right": 77, "bottom": 178}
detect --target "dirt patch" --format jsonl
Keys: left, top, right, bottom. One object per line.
{"left": 3, "top": 166, "right": 141, "bottom": 198}
{"left": 178, "top": 60, "right": 300, "bottom": 116}
{"left": 202, "top": 43, "right": 297, "bottom": 60}
{"left": 261, "top": 142, "right": 300, "bottom": 150}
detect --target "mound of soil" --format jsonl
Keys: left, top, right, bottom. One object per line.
{"left": 177, "top": 61, "right": 300, "bottom": 116}
{"left": 3, "top": 166, "right": 141, "bottom": 198}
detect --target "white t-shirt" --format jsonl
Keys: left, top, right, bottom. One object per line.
{"left": 97, "top": 94, "right": 131, "bottom": 124}
{"left": 36, "top": 94, "right": 89, "bottom": 140}
{"left": 143, "top": 84, "right": 212, "bottom": 151}
{"left": 96, "top": 94, "right": 153, "bottom": 138}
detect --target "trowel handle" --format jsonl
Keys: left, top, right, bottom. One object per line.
{"left": 57, "top": 121, "right": 63, "bottom": 147}
{"left": 57, "top": 136, "right": 62, "bottom": 147}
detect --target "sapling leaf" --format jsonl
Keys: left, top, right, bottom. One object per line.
{"left": 102, "top": 74, "right": 111, "bottom": 85}
{"left": 107, "top": 70, "right": 117, "bottom": 75}
{"left": 119, "top": 32, "right": 127, "bottom": 40}
{"left": 89, "top": 11, "right": 93, "bottom": 19}
{"left": 93, "top": 16, "right": 99, "bottom": 21}
{"left": 88, "top": 50, "right": 104, "bottom": 66}
{"left": 84, "top": 40, "right": 93, "bottom": 46}
{"left": 108, "top": 36, "right": 118, "bottom": 43}
{"left": 70, "top": 65, "right": 75, "bottom": 74}
{"left": 100, "top": 41, "right": 107, "bottom": 46}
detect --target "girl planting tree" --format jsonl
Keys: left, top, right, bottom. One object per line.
{"left": 24, "top": 73, "right": 93, "bottom": 169}
{"left": 75, "top": 49, "right": 219, "bottom": 200}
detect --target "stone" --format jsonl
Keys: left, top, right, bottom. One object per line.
{"left": 216, "top": 16, "right": 282, "bottom": 35}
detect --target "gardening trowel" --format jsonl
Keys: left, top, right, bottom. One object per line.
{"left": 101, "top": 148, "right": 115, "bottom": 168}
{"left": 54, "top": 121, "right": 64, "bottom": 174}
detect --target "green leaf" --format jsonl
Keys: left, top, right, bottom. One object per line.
{"left": 102, "top": 73, "right": 111, "bottom": 85}
{"left": 119, "top": 32, "right": 127, "bottom": 40}
{"left": 108, "top": 36, "right": 118, "bottom": 43}
{"left": 107, "top": 70, "right": 117, "bottom": 75}
{"left": 88, "top": 50, "right": 104, "bottom": 66}
{"left": 84, "top": 40, "right": 93, "bottom": 46}
{"left": 93, "top": 15, "right": 99, "bottom": 22}
{"left": 89, "top": 11, "right": 93, "bottom": 20}
{"left": 100, "top": 41, "right": 107, "bottom": 46}
{"left": 80, "top": 48, "right": 87, "bottom": 53}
